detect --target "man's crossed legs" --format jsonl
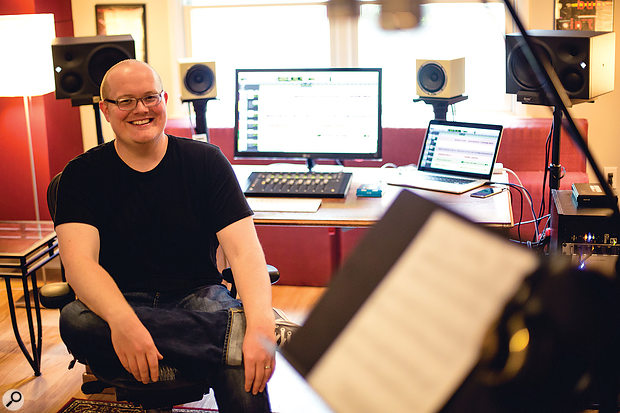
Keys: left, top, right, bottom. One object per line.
{"left": 59, "top": 284, "right": 296, "bottom": 413}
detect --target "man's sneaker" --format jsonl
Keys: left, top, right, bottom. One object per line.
{"left": 157, "top": 364, "right": 179, "bottom": 382}
{"left": 273, "top": 308, "right": 299, "bottom": 346}
{"left": 224, "top": 307, "right": 300, "bottom": 366}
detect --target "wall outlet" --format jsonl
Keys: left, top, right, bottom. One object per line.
{"left": 604, "top": 166, "right": 618, "bottom": 190}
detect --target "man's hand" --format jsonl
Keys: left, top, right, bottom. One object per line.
{"left": 216, "top": 216, "right": 276, "bottom": 394}
{"left": 109, "top": 316, "right": 163, "bottom": 384}
{"left": 242, "top": 326, "right": 276, "bottom": 394}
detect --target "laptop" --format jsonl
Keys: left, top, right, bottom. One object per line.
{"left": 388, "top": 120, "right": 503, "bottom": 194}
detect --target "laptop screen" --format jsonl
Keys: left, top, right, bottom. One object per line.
{"left": 417, "top": 120, "right": 503, "bottom": 179}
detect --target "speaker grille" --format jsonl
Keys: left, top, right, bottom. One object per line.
{"left": 417, "top": 63, "right": 446, "bottom": 94}
{"left": 184, "top": 64, "right": 215, "bottom": 95}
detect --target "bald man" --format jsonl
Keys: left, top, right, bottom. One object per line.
{"left": 55, "top": 60, "right": 294, "bottom": 412}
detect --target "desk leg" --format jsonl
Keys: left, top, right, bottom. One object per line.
{"left": 328, "top": 227, "right": 342, "bottom": 273}
{"left": 4, "top": 276, "right": 43, "bottom": 376}
{"left": 24, "top": 273, "right": 43, "bottom": 375}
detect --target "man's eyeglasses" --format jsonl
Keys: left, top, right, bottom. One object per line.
{"left": 104, "top": 91, "right": 164, "bottom": 111}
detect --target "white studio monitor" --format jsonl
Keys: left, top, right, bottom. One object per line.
{"left": 416, "top": 57, "right": 465, "bottom": 99}
{"left": 178, "top": 59, "right": 217, "bottom": 101}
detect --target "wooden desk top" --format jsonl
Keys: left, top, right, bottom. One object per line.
{"left": 234, "top": 165, "right": 513, "bottom": 228}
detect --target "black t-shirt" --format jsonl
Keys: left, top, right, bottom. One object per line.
{"left": 54, "top": 135, "right": 253, "bottom": 293}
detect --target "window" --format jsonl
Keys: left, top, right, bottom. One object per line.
{"left": 185, "top": 1, "right": 509, "bottom": 128}
{"left": 186, "top": 3, "right": 330, "bottom": 127}
{"left": 358, "top": 3, "right": 509, "bottom": 127}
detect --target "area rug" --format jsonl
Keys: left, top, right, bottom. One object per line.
{"left": 57, "top": 398, "right": 218, "bottom": 412}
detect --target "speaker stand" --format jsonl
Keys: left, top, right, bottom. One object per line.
{"left": 93, "top": 102, "right": 105, "bottom": 145}
{"left": 549, "top": 107, "right": 562, "bottom": 190}
{"left": 413, "top": 95, "right": 468, "bottom": 120}
{"left": 185, "top": 98, "right": 215, "bottom": 143}
{"left": 522, "top": 97, "right": 592, "bottom": 226}
{"left": 70, "top": 97, "right": 105, "bottom": 145}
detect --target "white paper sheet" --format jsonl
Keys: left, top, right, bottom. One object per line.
{"left": 248, "top": 198, "right": 322, "bottom": 213}
{"left": 307, "top": 210, "right": 538, "bottom": 413}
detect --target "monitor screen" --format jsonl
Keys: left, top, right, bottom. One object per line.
{"left": 418, "top": 120, "right": 503, "bottom": 179}
{"left": 234, "top": 68, "right": 382, "bottom": 162}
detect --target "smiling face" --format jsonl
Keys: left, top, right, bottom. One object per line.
{"left": 99, "top": 60, "right": 168, "bottom": 148}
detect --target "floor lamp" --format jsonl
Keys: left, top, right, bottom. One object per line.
{"left": 0, "top": 14, "right": 56, "bottom": 221}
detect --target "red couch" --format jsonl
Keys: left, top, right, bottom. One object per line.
{"left": 165, "top": 117, "right": 589, "bottom": 286}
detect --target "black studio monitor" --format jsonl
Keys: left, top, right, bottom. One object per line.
{"left": 52, "top": 35, "right": 135, "bottom": 106}
{"left": 506, "top": 30, "right": 615, "bottom": 104}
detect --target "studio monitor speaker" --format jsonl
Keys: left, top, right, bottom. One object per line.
{"left": 179, "top": 60, "right": 217, "bottom": 101}
{"left": 416, "top": 57, "right": 465, "bottom": 98}
{"left": 506, "top": 30, "right": 615, "bottom": 103}
{"left": 52, "top": 35, "right": 135, "bottom": 106}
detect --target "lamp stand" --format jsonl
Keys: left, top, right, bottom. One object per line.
{"left": 23, "top": 96, "right": 40, "bottom": 221}
{"left": 15, "top": 96, "right": 45, "bottom": 309}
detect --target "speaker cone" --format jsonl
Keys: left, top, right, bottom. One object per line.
{"left": 417, "top": 63, "right": 446, "bottom": 94}
{"left": 507, "top": 42, "right": 553, "bottom": 91}
{"left": 557, "top": 41, "right": 585, "bottom": 64}
{"left": 559, "top": 69, "right": 584, "bottom": 93}
{"left": 87, "top": 46, "right": 132, "bottom": 88}
{"left": 60, "top": 72, "right": 83, "bottom": 94}
{"left": 184, "top": 64, "right": 215, "bottom": 95}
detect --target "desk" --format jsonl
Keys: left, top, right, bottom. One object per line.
{"left": 234, "top": 165, "right": 513, "bottom": 270}
{"left": 0, "top": 221, "right": 59, "bottom": 376}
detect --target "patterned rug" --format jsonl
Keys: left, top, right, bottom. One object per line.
{"left": 57, "top": 398, "right": 218, "bottom": 412}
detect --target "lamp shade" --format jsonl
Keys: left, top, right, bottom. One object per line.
{"left": 0, "top": 14, "right": 56, "bottom": 97}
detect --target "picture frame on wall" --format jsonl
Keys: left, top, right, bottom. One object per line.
{"left": 554, "top": 0, "right": 614, "bottom": 31}
{"left": 96, "top": 4, "right": 147, "bottom": 62}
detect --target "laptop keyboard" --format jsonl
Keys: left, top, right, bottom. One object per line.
{"left": 427, "top": 175, "right": 475, "bottom": 184}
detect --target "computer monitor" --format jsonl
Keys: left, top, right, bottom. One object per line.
{"left": 234, "top": 68, "right": 382, "bottom": 169}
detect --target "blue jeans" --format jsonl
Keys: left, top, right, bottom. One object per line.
{"left": 59, "top": 284, "right": 271, "bottom": 412}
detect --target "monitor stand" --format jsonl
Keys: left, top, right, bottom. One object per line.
{"left": 304, "top": 158, "right": 344, "bottom": 172}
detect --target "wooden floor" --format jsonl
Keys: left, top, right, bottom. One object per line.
{"left": 0, "top": 277, "right": 330, "bottom": 413}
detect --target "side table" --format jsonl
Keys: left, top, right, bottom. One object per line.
{"left": 0, "top": 221, "right": 59, "bottom": 376}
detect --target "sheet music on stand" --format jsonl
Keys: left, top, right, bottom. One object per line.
{"left": 281, "top": 190, "right": 539, "bottom": 413}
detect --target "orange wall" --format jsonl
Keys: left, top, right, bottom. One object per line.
{"left": 0, "top": 0, "right": 83, "bottom": 220}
